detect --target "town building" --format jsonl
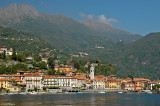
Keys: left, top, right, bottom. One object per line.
{"left": 0, "top": 78, "right": 24, "bottom": 93}
{"left": 0, "top": 46, "right": 13, "bottom": 56}
{"left": 23, "top": 73, "right": 43, "bottom": 91}
{"left": 43, "top": 75, "right": 77, "bottom": 90}
{"left": 133, "top": 78, "right": 150, "bottom": 90}
{"left": 121, "top": 78, "right": 134, "bottom": 90}
{"left": 92, "top": 77, "right": 106, "bottom": 89}
{"left": 105, "top": 79, "right": 122, "bottom": 90}
{"left": 76, "top": 77, "right": 87, "bottom": 88}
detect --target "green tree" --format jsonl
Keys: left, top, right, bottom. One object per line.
{"left": 12, "top": 48, "right": 17, "bottom": 60}
{"left": 48, "top": 69, "right": 56, "bottom": 75}
{"left": 74, "top": 61, "right": 80, "bottom": 70}
{"left": 48, "top": 57, "right": 55, "bottom": 69}
{"left": 34, "top": 56, "right": 41, "bottom": 62}
{"left": 3, "top": 50, "right": 6, "bottom": 59}
{"left": 17, "top": 54, "right": 26, "bottom": 62}
{"left": 0, "top": 53, "right": 2, "bottom": 59}
{"left": 43, "top": 87, "right": 47, "bottom": 91}
{"left": 36, "top": 61, "right": 47, "bottom": 69}
{"left": 56, "top": 69, "right": 61, "bottom": 75}
{"left": 152, "top": 84, "right": 160, "bottom": 90}
{"left": 128, "top": 74, "right": 134, "bottom": 79}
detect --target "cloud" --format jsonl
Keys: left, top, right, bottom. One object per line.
{"left": 87, "top": 14, "right": 93, "bottom": 20}
{"left": 98, "top": 15, "right": 118, "bottom": 25}
{"left": 79, "top": 12, "right": 118, "bottom": 25}
{"left": 79, "top": 12, "right": 86, "bottom": 18}
{"left": 79, "top": 12, "right": 93, "bottom": 20}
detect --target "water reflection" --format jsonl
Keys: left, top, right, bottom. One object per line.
{"left": 0, "top": 94, "right": 160, "bottom": 106}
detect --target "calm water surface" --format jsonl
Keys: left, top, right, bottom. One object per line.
{"left": 0, "top": 93, "right": 160, "bottom": 106}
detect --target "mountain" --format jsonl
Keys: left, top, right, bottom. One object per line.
{"left": 88, "top": 32, "right": 160, "bottom": 80}
{"left": 0, "top": 4, "right": 141, "bottom": 51}
{"left": 80, "top": 20, "right": 142, "bottom": 42}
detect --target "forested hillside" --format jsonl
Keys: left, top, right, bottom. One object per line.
{"left": 0, "top": 26, "right": 54, "bottom": 54}
{"left": 88, "top": 32, "right": 160, "bottom": 80}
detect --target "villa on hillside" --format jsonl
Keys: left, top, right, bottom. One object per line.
{"left": 0, "top": 46, "right": 13, "bottom": 56}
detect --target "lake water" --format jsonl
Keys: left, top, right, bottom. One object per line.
{"left": 0, "top": 93, "right": 160, "bottom": 106}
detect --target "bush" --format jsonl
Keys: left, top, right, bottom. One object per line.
{"left": 48, "top": 86, "right": 59, "bottom": 89}
{"left": 43, "top": 87, "right": 47, "bottom": 91}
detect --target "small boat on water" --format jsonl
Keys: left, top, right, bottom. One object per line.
{"left": 5, "top": 93, "right": 14, "bottom": 95}
{"left": 0, "top": 93, "right": 5, "bottom": 95}
{"left": 76, "top": 92, "right": 83, "bottom": 93}
{"left": 64, "top": 92, "right": 69, "bottom": 94}
{"left": 29, "top": 91, "right": 40, "bottom": 95}
{"left": 118, "top": 92, "right": 123, "bottom": 94}
{"left": 19, "top": 92, "right": 28, "bottom": 95}
{"left": 145, "top": 90, "right": 152, "bottom": 94}
{"left": 99, "top": 91, "right": 106, "bottom": 93}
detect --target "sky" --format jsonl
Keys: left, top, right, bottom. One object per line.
{"left": 0, "top": 0, "right": 160, "bottom": 36}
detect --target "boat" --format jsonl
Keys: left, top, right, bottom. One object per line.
{"left": 29, "top": 91, "right": 40, "bottom": 95}
{"left": 64, "top": 92, "right": 69, "bottom": 94}
{"left": 7, "top": 93, "right": 14, "bottom": 95}
{"left": 145, "top": 90, "right": 152, "bottom": 94}
{"left": 99, "top": 91, "right": 105, "bottom": 93}
{"left": 0, "top": 93, "right": 5, "bottom": 95}
{"left": 19, "top": 92, "right": 27, "bottom": 95}
{"left": 76, "top": 92, "right": 83, "bottom": 93}
{"left": 118, "top": 92, "right": 123, "bottom": 94}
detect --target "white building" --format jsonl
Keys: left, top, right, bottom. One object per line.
{"left": 43, "top": 75, "right": 77, "bottom": 89}
{"left": 23, "top": 73, "right": 43, "bottom": 91}
{"left": 0, "top": 46, "right": 13, "bottom": 56}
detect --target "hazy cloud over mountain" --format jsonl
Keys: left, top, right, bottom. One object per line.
{"left": 97, "top": 15, "right": 118, "bottom": 25}
{"left": 79, "top": 12, "right": 118, "bottom": 25}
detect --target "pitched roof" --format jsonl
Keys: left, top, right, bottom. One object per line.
{"left": 0, "top": 78, "right": 22, "bottom": 82}
{"left": 93, "top": 77, "right": 106, "bottom": 81}
{"left": 44, "top": 75, "right": 77, "bottom": 79}
{"left": 0, "top": 78, "right": 11, "bottom": 81}
{"left": 133, "top": 78, "right": 150, "bottom": 82}
{"left": 153, "top": 80, "right": 160, "bottom": 83}
{"left": 86, "top": 81, "right": 91, "bottom": 84}
{"left": 77, "top": 77, "right": 87, "bottom": 80}
{"left": 105, "top": 79, "right": 122, "bottom": 82}
{"left": 11, "top": 78, "right": 23, "bottom": 82}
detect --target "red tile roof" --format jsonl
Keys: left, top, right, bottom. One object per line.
{"left": 133, "top": 78, "right": 150, "bottom": 82}
{"left": 0, "top": 78, "right": 11, "bottom": 81}
{"left": 0, "top": 78, "right": 22, "bottom": 82}
{"left": 93, "top": 77, "right": 106, "bottom": 81}
{"left": 44, "top": 75, "right": 77, "bottom": 79}
{"left": 153, "top": 80, "right": 160, "bottom": 83}
{"left": 1, "top": 46, "right": 7, "bottom": 48}
{"left": 86, "top": 81, "right": 91, "bottom": 84}
{"left": 77, "top": 77, "right": 87, "bottom": 80}
{"left": 105, "top": 79, "right": 122, "bottom": 82}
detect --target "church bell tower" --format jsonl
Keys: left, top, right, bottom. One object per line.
{"left": 90, "top": 64, "right": 95, "bottom": 80}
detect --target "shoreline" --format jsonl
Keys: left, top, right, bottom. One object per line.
{"left": 0, "top": 90, "right": 159, "bottom": 95}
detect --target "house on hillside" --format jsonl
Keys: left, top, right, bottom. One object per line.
{"left": 0, "top": 46, "right": 13, "bottom": 56}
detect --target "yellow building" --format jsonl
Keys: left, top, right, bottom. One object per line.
{"left": 105, "top": 79, "right": 122, "bottom": 90}
{"left": 0, "top": 78, "right": 22, "bottom": 93}
{"left": 93, "top": 77, "right": 106, "bottom": 89}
